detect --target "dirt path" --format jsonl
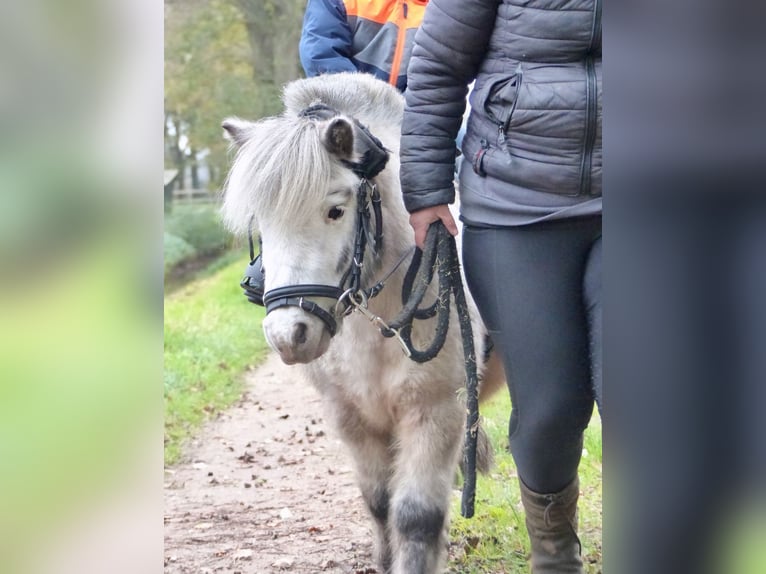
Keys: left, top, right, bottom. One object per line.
{"left": 164, "top": 353, "right": 377, "bottom": 574}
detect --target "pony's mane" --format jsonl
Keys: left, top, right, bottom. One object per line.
{"left": 282, "top": 72, "right": 404, "bottom": 126}
{"left": 222, "top": 74, "right": 404, "bottom": 235}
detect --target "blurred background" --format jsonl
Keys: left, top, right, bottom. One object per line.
{"left": 0, "top": 0, "right": 162, "bottom": 572}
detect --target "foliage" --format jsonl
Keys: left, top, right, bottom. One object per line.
{"left": 165, "top": 0, "right": 260, "bottom": 188}
{"left": 164, "top": 231, "right": 197, "bottom": 274}
{"left": 164, "top": 257, "right": 270, "bottom": 465}
{"left": 232, "top": 0, "right": 305, "bottom": 105}
{"left": 448, "top": 394, "right": 603, "bottom": 573}
{"left": 164, "top": 0, "right": 306, "bottom": 189}
{"left": 164, "top": 203, "right": 232, "bottom": 257}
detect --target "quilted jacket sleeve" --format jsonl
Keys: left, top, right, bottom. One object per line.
{"left": 400, "top": 0, "right": 499, "bottom": 213}
{"left": 299, "top": 0, "right": 357, "bottom": 77}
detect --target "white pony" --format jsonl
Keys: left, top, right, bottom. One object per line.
{"left": 221, "top": 72, "right": 503, "bottom": 574}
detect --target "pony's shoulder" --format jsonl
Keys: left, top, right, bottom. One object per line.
{"left": 282, "top": 73, "right": 404, "bottom": 125}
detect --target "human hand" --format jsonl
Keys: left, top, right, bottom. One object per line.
{"left": 408, "top": 205, "right": 458, "bottom": 249}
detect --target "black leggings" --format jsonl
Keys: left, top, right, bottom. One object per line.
{"left": 463, "top": 216, "right": 601, "bottom": 494}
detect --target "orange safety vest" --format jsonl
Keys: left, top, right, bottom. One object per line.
{"left": 343, "top": 0, "right": 428, "bottom": 87}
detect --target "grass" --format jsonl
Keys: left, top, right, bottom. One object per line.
{"left": 448, "top": 392, "right": 602, "bottom": 573}
{"left": 164, "top": 248, "right": 244, "bottom": 294}
{"left": 164, "top": 256, "right": 270, "bottom": 465}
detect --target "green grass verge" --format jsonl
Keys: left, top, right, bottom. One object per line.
{"left": 164, "top": 257, "right": 269, "bottom": 465}
{"left": 448, "top": 391, "right": 602, "bottom": 573}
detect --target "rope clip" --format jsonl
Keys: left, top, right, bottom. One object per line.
{"left": 348, "top": 291, "right": 412, "bottom": 357}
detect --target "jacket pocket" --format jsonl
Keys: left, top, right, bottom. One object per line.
{"left": 478, "top": 63, "right": 523, "bottom": 156}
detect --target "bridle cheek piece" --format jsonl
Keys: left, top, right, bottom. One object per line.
{"left": 239, "top": 104, "right": 388, "bottom": 338}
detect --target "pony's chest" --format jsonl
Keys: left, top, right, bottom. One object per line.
{"left": 307, "top": 329, "right": 412, "bottom": 426}
{"left": 315, "top": 341, "right": 408, "bottom": 395}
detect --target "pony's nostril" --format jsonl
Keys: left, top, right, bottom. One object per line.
{"left": 293, "top": 322, "right": 308, "bottom": 345}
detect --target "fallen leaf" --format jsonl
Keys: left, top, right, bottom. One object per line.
{"left": 237, "top": 452, "right": 255, "bottom": 463}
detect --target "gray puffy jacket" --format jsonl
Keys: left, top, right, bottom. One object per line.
{"left": 400, "top": 0, "right": 602, "bottom": 225}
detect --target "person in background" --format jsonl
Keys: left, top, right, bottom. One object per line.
{"left": 299, "top": 0, "right": 428, "bottom": 93}
{"left": 399, "top": 0, "right": 602, "bottom": 572}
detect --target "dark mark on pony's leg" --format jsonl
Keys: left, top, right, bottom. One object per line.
{"left": 363, "top": 484, "right": 392, "bottom": 573}
{"left": 392, "top": 497, "right": 446, "bottom": 573}
{"left": 365, "top": 485, "right": 390, "bottom": 523}
{"left": 395, "top": 497, "right": 445, "bottom": 544}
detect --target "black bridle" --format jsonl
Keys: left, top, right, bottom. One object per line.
{"left": 240, "top": 104, "right": 388, "bottom": 337}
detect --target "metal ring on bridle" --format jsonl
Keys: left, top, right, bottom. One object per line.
{"left": 334, "top": 288, "right": 356, "bottom": 317}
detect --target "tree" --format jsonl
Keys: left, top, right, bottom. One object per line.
{"left": 165, "top": 0, "right": 268, "bottom": 188}
{"left": 164, "top": 0, "right": 306, "bottom": 188}
{"left": 231, "top": 0, "right": 305, "bottom": 116}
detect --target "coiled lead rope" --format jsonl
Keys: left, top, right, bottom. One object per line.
{"left": 380, "top": 222, "right": 480, "bottom": 518}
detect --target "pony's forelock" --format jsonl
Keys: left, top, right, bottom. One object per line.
{"left": 222, "top": 73, "right": 405, "bottom": 236}
{"left": 221, "top": 116, "right": 337, "bottom": 234}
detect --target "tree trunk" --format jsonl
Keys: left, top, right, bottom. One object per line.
{"left": 190, "top": 148, "right": 200, "bottom": 189}
{"left": 165, "top": 112, "right": 188, "bottom": 189}
{"left": 234, "top": 0, "right": 304, "bottom": 116}
{"left": 208, "top": 165, "right": 218, "bottom": 188}
{"left": 175, "top": 156, "right": 186, "bottom": 190}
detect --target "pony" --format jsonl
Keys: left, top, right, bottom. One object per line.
{"left": 221, "top": 72, "right": 503, "bottom": 574}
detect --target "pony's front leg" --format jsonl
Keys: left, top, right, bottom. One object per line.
{"left": 390, "top": 399, "right": 464, "bottom": 574}
{"left": 333, "top": 410, "right": 395, "bottom": 573}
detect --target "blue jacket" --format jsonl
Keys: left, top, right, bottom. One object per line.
{"left": 299, "top": 0, "right": 428, "bottom": 92}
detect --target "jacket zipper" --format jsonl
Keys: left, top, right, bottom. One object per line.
{"left": 579, "top": 0, "right": 601, "bottom": 195}
{"left": 590, "top": 0, "right": 602, "bottom": 53}
{"left": 389, "top": 1, "right": 407, "bottom": 86}
{"left": 497, "top": 63, "right": 523, "bottom": 157}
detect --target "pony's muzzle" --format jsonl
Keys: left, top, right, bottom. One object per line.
{"left": 263, "top": 307, "right": 332, "bottom": 364}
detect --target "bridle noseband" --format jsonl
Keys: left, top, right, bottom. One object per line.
{"left": 240, "top": 104, "right": 388, "bottom": 337}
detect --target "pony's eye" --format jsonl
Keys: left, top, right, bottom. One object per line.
{"left": 327, "top": 206, "right": 345, "bottom": 221}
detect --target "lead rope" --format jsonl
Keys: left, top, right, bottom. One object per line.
{"left": 379, "top": 221, "right": 480, "bottom": 518}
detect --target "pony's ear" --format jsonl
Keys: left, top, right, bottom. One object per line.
{"left": 222, "top": 117, "right": 252, "bottom": 147}
{"left": 322, "top": 117, "right": 354, "bottom": 159}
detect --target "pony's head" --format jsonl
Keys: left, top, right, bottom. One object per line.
{"left": 221, "top": 104, "right": 391, "bottom": 364}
